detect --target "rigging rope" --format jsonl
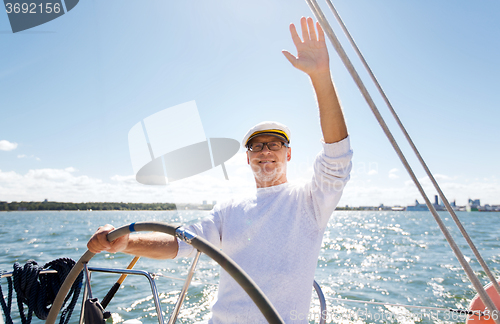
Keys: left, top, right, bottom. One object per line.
{"left": 304, "top": 0, "right": 500, "bottom": 322}
{"left": 0, "top": 258, "right": 83, "bottom": 324}
{"left": 322, "top": 0, "right": 500, "bottom": 302}
{"left": 0, "top": 271, "right": 13, "bottom": 324}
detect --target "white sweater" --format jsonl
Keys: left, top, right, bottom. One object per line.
{"left": 176, "top": 137, "right": 352, "bottom": 323}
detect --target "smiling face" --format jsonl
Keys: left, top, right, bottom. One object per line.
{"left": 246, "top": 135, "right": 291, "bottom": 188}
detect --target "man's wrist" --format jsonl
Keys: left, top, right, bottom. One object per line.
{"left": 308, "top": 69, "right": 331, "bottom": 80}
{"left": 309, "top": 71, "right": 335, "bottom": 94}
{"left": 308, "top": 71, "right": 334, "bottom": 89}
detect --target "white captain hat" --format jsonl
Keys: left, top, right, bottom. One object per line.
{"left": 242, "top": 121, "right": 291, "bottom": 148}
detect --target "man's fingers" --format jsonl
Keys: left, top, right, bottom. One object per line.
{"left": 317, "top": 22, "right": 325, "bottom": 42}
{"left": 307, "top": 17, "right": 317, "bottom": 41}
{"left": 87, "top": 224, "right": 114, "bottom": 253}
{"left": 300, "top": 17, "right": 309, "bottom": 42}
{"left": 87, "top": 238, "right": 105, "bottom": 253}
{"left": 98, "top": 225, "right": 113, "bottom": 248}
{"left": 289, "top": 23, "right": 302, "bottom": 49}
{"left": 282, "top": 50, "right": 297, "bottom": 67}
{"left": 97, "top": 230, "right": 111, "bottom": 249}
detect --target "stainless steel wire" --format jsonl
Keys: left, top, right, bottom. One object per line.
{"left": 323, "top": 0, "right": 500, "bottom": 301}
{"left": 303, "top": 0, "right": 500, "bottom": 322}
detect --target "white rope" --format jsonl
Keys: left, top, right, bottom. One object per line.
{"left": 303, "top": 1, "right": 500, "bottom": 323}
{"left": 323, "top": 0, "right": 500, "bottom": 302}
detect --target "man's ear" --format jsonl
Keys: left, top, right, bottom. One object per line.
{"left": 247, "top": 151, "right": 250, "bottom": 165}
{"left": 287, "top": 147, "right": 291, "bottom": 162}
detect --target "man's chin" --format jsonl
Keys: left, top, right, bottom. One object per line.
{"left": 251, "top": 162, "right": 286, "bottom": 180}
{"left": 253, "top": 169, "right": 283, "bottom": 182}
{"left": 253, "top": 165, "right": 276, "bottom": 175}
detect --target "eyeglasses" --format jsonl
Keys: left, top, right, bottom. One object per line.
{"left": 247, "top": 141, "right": 288, "bottom": 152}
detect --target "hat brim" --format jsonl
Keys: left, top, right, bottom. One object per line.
{"left": 245, "top": 131, "right": 289, "bottom": 147}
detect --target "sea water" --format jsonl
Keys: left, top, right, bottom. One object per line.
{"left": 1, "top": 210, "right": 499, "bottom": 324}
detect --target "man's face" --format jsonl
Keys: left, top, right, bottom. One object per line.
{"left": 246, "top": 135, "right": 291, "bottom": 187}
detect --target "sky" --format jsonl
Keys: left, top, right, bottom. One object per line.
{"left": 1, "top": 0, "right": 499, "bottom": 207}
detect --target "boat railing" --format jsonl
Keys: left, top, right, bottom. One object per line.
{"left": 2, "top": 263, "right": 327, "bottom": 324}
{"left": 2, "top": 256, "right": 327, "bottom": 324}
{"left": 80, "top": 266, "right": 165, "bottom": 324}
{"left": 79, "top": 260, "right": 328, "bottom": 324}
{"left": 0, "top": 269, "right": 58, "bottom": 278}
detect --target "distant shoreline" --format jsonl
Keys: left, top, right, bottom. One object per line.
{"left": 1, "top": 201, "right": 494, "bottom": 212}
{"left": 0, "top": 201, "right": 402, "bottom": 212}
{"left": 0, "top": 201, "right": 183, "bottom": 211}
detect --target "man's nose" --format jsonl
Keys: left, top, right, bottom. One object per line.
{"left": 260, "top": 144, "right": 272, "bottom": 153}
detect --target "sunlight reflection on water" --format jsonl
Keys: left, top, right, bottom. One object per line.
{"left": 1, "top": 210, "right": 499, "bottom": 323}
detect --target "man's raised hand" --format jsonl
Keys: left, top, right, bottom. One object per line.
{"left": 282, "top": 17, "right": 330, "bottom": 77}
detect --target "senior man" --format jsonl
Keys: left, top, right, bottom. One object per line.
{"left": 88, "top": 17, "right": 352, "bottom": 323}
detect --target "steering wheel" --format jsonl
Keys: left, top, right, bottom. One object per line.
{"left": 45, "top": 222, "right": 284, "bottom": 324}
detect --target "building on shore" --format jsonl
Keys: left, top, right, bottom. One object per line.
{"left": 406, "top": 195, "right": 447, "bottom": 211}
{"left": 466, "top": 199, "right": 480, "bottom": 212}
{"left": 467, "top": 199, "right": 500, "bottom": 212}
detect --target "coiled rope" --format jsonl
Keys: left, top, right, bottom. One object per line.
{"left": 0, "top": 258, "right": 83, "bottom": 324}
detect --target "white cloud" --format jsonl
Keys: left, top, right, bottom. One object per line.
{"left": 0, "top": 154, "right": 257, "bottom": 204}
{"left": 389, "top": 168, "right": 399, "bottom": 179}
{"left": 0, "top": 158, "right": 497, "bottom": 208}
{"left": 367, "top": 169, "right": 378, "bottom": 176}
{"left": 26, "top": 168, "right": 77, "bottom": 181}
{"left": 110, "top": 174, "right": 136, "bottom": 183}
{"left": 433, "top": 174, "right": 456, "bottom": 181}
{"left": 385, "top": 174, "right": 500, "bottom": 206}
{"left": 17, "top": 154, "right": 41, "bottom": 161}
{"left": 0, "top": 140, "right": 18, "bottom": 151}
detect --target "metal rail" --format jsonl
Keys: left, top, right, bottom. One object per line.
{"left": 78, "top": 267, "right": 165, "bottom": 324}
{"left": 167, "top": 251, "right": 202, "bottom": 324}
{"left": 313, "top": 280, "right": 327, "bottom": 324}
{"left": 0, "top": 269, "right": 57, "bottom": 278}
{"left": 2, "top": 262, "right": 326, "bottom": 324}
{"left": 77, "top": 265, "right": 327, "bottom": 324}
